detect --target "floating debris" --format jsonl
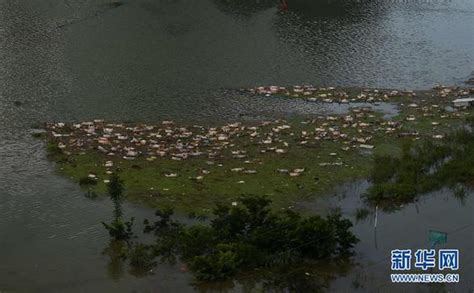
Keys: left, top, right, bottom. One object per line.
{"left": 43, "top": 85, "right": 473, "bottom": 190}
{"left": 249, "top": 86, "right": 407, "bottom": 104}
{"left": 359, "top": 144, "right": 375, "bottom": 150}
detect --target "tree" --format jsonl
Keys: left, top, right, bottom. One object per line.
{"left": 133, "top": 195, "right": 358, "bottom": 282}
{"left": 102, "top": 173, "right": 135, "bottom": 242}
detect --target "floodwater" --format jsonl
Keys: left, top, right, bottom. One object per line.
{"left": 0, "top": 0, "right": 473, "bottom": 291}
{"left": 300, "top": 181, "right": 473, "bottom": 292}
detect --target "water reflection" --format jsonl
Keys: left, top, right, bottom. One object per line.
{"left": 299, "top": 180, "right": 473, "bottom": 292}
{"left": 0, "top": 0, "right": 473, "bottom": 291}
{"left": 99, "top": 195, "right": 357, "bottom": 291}
{"left": 103, "top": 240, "right": 127, "bottom": 281}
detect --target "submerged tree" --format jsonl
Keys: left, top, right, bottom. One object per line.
{"left": 100, "top": 175, "right": 358, "bottom": 283}
{"left": 127, "top": 194, "right": 358, "bottom": 282}
{"left": 102, "top": 239, "right": 128, "bottom": 281}
{"left": 108, "top": 174, "right": 124, "bottom": 219}
{"left": 102, "top": 174, "right": 135, "bottom": 243}
{"left": 102, "top": 174, "right": 137, "bottom": 280}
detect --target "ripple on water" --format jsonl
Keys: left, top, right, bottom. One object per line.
{"left": 0, "top": 0, "right": 472, "bottom": 290}
{"left": 299, "top": 181, "right": 473, "bottom": 292}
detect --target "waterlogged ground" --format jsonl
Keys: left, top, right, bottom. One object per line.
{"left": 40, "top": 85, "right": 474, "bottom": 290}
{"left": 44, "top": 87, "right": 474, "bottom": 213}
{"left": 1, "top": 0, "right": 474, "bottom": 291}
{"left": 299, "top": 180, "right": 474, "bottom": 292}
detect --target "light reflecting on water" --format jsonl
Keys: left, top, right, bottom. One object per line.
{"left": 0, "top": 0, "right": 473, "bottom": 291}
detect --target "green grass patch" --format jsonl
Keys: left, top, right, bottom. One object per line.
{"left": 53, "top": 141, "right": 373, "bottom": 213}
{"left": 367, "top": 128, "right": 474, "bottom": 208}
{"left": 43, "top": 105, "right": 473, "bottom": 213}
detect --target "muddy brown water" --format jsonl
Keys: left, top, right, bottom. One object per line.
{"left": 0, "top": 0, "right": 473, "bottom": 291}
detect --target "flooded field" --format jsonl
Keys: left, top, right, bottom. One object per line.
{"left": 300, "top": 181, "right": 473, "bottom": 292}
{"left": 0, "top": 0, "right": 473, "bottom": 291}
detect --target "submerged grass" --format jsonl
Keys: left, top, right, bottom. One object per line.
{"left": 367, "top": 126, "right": 474, "bottom": 207}
{"left": 44, "top": 100, "right": 473, "bottom": 213}
{"left": 50, "top": 140, "right": 374, "bottom": 213}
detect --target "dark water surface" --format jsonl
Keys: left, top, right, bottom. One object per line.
{"left": 0, "top": 0, "right": 473, "bottom": 291}
{"left": 301, "top": 181, "right": 473, "bottom": 292}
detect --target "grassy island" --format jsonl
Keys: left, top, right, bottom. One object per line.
{"left": 42, "top": 85, "right": 473, "bottom": 213}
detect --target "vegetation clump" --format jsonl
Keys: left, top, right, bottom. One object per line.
{"left": 46, "top": 142, "right": 63, "bottom": 157}
{"left": 102, "top": 174, "right": 135, "bottom": 242}
{"left": 40, "top": 92, "right": 473, "bottom": 213}
{"left": 101, "top": 179, "right": 358, "bottom": 282}
{"left": 129, "top": 195, "right": 358, "bottom": 282}
{"left": 367, "top": 128, "right": 474, "bottom": 206}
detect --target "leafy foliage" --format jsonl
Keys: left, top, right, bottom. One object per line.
{"left": 108, "top": 174, "right": 124, "bottom": 219}
{"left": 102, "top": 173, "right": 135, "bottom": 242}
{"left": 103, "top": 218, "right": 135, "bottom": 242}
{"left": 128, "top": 243, "right": 157, "bottom": 277}
{"left": 138, "top": 195, "right": 358, "bottom": 281}
{"left": 101, "top": 175, "right": 358, "bottom": 282}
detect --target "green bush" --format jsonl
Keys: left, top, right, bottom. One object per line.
{"left": 102, "top": 218, "right": 135, "bottom": 242}
{"left": 189, "top": 249, "right": 240, "bottom": 281}
{"left": 128, "top": 243, "right": 157, "bottom": 277}
{"left": 138, "top": 195, "right": 358, "bottom": 282}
